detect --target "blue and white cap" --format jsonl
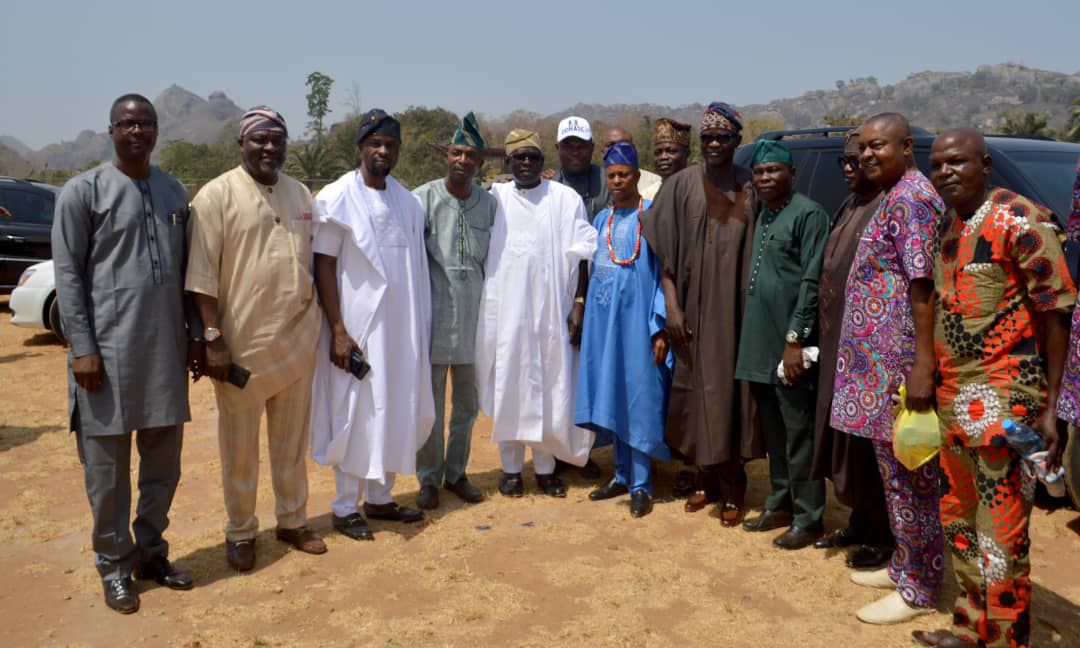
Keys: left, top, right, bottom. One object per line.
{"left": 557, "top": 116, "right": 592, "bottom": 143}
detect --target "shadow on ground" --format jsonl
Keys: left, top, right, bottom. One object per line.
{"left": 0, "top": 424, "right": 64, "bottom": 452}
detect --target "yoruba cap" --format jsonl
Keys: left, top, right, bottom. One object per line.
{"left": 603, "top": 141, "right": 639, "bottom": 168}
{"left": 701, "top": 102, "right": 743, "bottom": 134}
{"left": 450, "top": 111, "right": 485, "bottom": 149}
{"left": 239, "top": 105, "right": 287, "bottom": 139}
{"left": 653, "top": 117, "right": 691, "bottom": 148}
{"left": 356, "top": 108, "right": 401, "bottom": 144}
{"left": 557, "top": 116, "right": 592, "bottom": 143}
{"left": 505, "top": 128, "right": 541, "bottom": 155}
{"left": 750, "top": 140, "right": 794, "bottom": 167}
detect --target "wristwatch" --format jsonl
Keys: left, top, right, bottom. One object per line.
{"left": 204, "top": 327, "right": 223, "bottom": 343}
{"left": 785, "top": 330, "right": 800, "bottom": 344}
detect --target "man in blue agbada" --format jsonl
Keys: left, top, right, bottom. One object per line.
{"left": 575, "top": 141, "right": 672, "bottom": 518}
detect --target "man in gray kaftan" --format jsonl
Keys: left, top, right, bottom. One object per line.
{"left": 51, "top": 94, "right": 195, "bottom": 614}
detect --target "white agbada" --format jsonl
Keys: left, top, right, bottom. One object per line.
{"left": 309, "top": 171, "right": 435, "bottom": 481}
{"left": 475, "top": 179, "right": 598, "bottom": 465}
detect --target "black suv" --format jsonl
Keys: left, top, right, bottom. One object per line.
{"left": 734, "top": 127, "right": 1080, "bottom": 224}
{"left": 0, "top": 177, "right": 57, "bottom": 293}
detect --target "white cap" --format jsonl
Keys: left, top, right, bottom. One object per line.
{"left": 557, "top": 116, "right": 592, "bottom": 143}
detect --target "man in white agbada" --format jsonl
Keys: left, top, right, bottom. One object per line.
{"left": 309, "top": 110, "right": 435, "bottom": 541}
{"left": 476, "top": 128, "right": 597, "bottom": 498}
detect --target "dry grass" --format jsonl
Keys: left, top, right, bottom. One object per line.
{"left": 1, "top": 300, "right": 1078, "bottom": 647}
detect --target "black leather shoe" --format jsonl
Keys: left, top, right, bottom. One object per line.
{"left": 536, "top": 473, "right": 567, "bottom": 498}
{"left": 579, "top": 458, "right": 602, "bottom": 479}
{"left": 630, "top": 491, "right": 653, "bottom": 518}
{"left": 333, "top": 513, "right": 374, "bottom": 541}
{"left": 672, "top": 470, "right": 696, "bottom": 498}
{"left": 813, "top": 527, "right": 859, "bottom": 549}
{"left": 445, "top": 477, "right": 484, "bottom": 503}
{"left": 364, "top": 502, "right": 424, "bottom": 523}
{"left": 226, "top": 538, "right": 256, "bottom": 571}
{"left": 103, "top": 577, "right": 139, "bottom": 614}
{"left": 589, "top": 477, "right": 629, "bottom": 501}
{"left": 499, "top": 472, "right": 525, "bottom": 497}
{"left": 773, "top": 524, "right": 825, "bottom": 550}
{"left": 135, "top": 556, "right": 194, "bottom": 590}
{"left": 846, "top": 545, "right": 893, "bottom": 569}
{"left": 416, "top": 485, "right": 439, "bottom": 510}
{"left": 742, "top": 509, "right": 794, "bottom": 532}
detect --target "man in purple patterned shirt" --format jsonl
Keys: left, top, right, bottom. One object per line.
{"left": 830, "top": 113, "right": 945, "bottom": 625}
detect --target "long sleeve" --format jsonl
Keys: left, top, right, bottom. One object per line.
{"left": 786, "top": 205, "right": 831, "bottom": 340}
{"left": 185, "top": 183, "right": 224, "bottom": 298}
{"left": 51, "top": 180, "right": 97, "bottom": 357}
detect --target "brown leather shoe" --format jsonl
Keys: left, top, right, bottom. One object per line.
{"left": 226, "top": 538, "right": 256, "bottom": 571}
{"left": 684, "top": 490, "right": 716, "bottom": 512}
{"left": 276, "top": 526, "right": 327, "bottom": 555}
{"left": 719, "top": 502, "right": 744, "bottom": 527}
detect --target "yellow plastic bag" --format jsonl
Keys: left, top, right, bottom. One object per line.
{"left": 892, "top": 384, "right": 941, "bottom": 470}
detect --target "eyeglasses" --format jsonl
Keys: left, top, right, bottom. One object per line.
{"left": 837, "top": 155, "right": 860, "bottom": 170}
{"left": 111, "top": 119, "right": 158, "bottom": 133}
{"left": 701, "top": 133, "right": 736, "bottom": 144}
{"left": 511, "top": 152, "right": 542, "bottom": 163}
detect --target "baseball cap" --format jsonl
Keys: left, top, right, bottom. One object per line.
{"left": 557, "top": 116, "right": 592, "bottom": 143}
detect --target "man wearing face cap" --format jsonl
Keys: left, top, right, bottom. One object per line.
{"left": 735, "top": 140, "right": 830, "bottom": 548}
{"left": 642, "top": 101, "right": 762, "bottom": 524}
{"left": 475, "top": 128, "right": 597, "bottom": 498}
{"left": 309, "top": 109, "right": 435, "bottom": 541}
{"left": 412, "top": 112, "right": 496, "bottom": 510}
{"left": 188, "top": 106, "right": 326, "bottom": 570}
{"left": 552, "top": 115, "right": 611, "bottom": 218}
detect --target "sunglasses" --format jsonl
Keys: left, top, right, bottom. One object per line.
{"left": 837, "top": 155, "right": 860, "bottom": 169}
{"left": 511, "top": 152, "right": 543, "bottom": 163}
{"left": 111, "top": 119, "right": 158, "bottom": 133}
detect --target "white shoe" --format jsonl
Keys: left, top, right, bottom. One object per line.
{"left": 856, "top": 591, "right": 934, "bottom": 625}
{"left": 850, "top": 567, "right": 894, "bottom": 589}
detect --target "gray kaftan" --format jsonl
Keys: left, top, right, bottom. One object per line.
{"left": 52, "top": 163, "right": 192, "bottom": 437}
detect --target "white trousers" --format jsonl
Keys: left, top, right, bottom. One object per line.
{"left": 332, "top": 467, "right": 396, "bottom": 517}
{"left": 498, "top": 442, "right": 556, "bottom": 475}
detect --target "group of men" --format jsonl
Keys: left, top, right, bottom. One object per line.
{"left": 52, "top": 92, "right": 1079, "bottom": 648}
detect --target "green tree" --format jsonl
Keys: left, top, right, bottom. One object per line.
{"left": 157, "top": 121, "right": 241, "bottom": 192}
{"left": 998, "top": 111, "right": 1053, "bottom": 137}
{"left": 820, "top": 111, "right": 861, "bottom": 128}
{"left": 304, "top": 71, "right": 335, "bottom": 140}
{"left": 1062, "top": 97, "right": 1080, "bottom": 143}
{"left": 633, "top": 116, "right": 654, "bottom": 171}
{"left": 392, "top": 106, "right": 460, "bottom": 189}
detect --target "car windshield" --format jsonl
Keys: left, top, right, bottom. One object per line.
{"left": 1006, "top": 150, "right": 1080, "bottom": 218}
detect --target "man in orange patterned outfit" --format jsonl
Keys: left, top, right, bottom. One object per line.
{"left": 915, "top": 129, "right": 1075, "bottom": 648}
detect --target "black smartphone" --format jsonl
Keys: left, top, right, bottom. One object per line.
{"left": 227, "top": 363, "right": 251, "bottom": 389}
{"left": 349, "top": 350, "right": 371, "bottom": 381}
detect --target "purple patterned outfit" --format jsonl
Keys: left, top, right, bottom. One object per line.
{"left": 1056, "top": 157, "right": 1080, "bottom": 424}
{"left": 830, "top": 168, "right": 945, "bottom": 608}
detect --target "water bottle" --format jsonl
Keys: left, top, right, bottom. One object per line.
{"left": 1002, "top": 419, "right": 1066, "bottom": 498}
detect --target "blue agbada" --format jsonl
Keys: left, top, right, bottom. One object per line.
{"left": 575, "top": 198, "right": 672, "bottom": 462}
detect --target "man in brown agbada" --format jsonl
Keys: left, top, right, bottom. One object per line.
{"left": 642, "top": 101, "right": 762, "bottom": 523}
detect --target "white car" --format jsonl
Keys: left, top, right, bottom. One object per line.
{"left": 9, "top": 259, "right": 64, "bottom": 342}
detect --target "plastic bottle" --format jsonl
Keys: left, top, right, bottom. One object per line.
{"left": 1001, "top": 419, "right": 1066, "bottom": 498}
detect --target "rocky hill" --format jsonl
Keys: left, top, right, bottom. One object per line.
{"left": 10, "top": 85, "right": 244, "bottom": 172}
{"left": 551, "top": 63, "right": 1080, "bottom": 133}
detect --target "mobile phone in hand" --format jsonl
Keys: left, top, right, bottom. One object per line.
{"left": 349, "top": 350, "right": 371, "bottom": 381}
{"left": 227, "top": 363, "right": 251, "bottom": 389}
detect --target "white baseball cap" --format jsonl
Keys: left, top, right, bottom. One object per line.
{"left": 557, "top": 116, "right": 592, "bottom": 143}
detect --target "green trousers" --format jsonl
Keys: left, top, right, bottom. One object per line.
{"left": 751, "top": 381, "right": 825, "bottom": 528}
{"left": 416, "top": 364, "right": 478, "bottom": 488}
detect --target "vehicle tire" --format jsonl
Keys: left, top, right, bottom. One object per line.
{"left": 46, "top": 293, "right": 66, "bottom": 345}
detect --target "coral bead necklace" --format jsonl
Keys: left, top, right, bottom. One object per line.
{"left": 606, "top": 198, "right": 643, "bottom": 266}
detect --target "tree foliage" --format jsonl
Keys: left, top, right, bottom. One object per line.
{"left": 304, "top": 71, "right": 334, "bottom": 140}
{"left": 998, "top": 111, "right": 1052, "bottom": 137}
{"left": 392, "top": 106, "right": 461, "bottom": 189}
{"left": 820, "top": 111, "right": 863, "bottom": 128}
{"left": 1062, "top": 97, "right": 1080, "bottom": 143}
{"left": 157, "top": 120, "right": 241, "bottom": 192}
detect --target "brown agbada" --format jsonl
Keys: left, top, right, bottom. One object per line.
{"left": 642, "top": 164, "right": 763, "bottom": 465}
{"left": 809, "top": 191, "right": 882, "bottom": 505}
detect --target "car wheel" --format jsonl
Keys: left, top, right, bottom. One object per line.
{"left": 46, "top": 293, "right": 66, "bottom": 345}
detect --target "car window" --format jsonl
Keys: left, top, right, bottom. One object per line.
{"left": 0, "top": 188, "right": 55, "bottom": 226}
{"left": 1004, "top": 150, "right": 1079, "bottom": 218}
{"left": 802, "top": 151, "right": 849, "bottom": 215}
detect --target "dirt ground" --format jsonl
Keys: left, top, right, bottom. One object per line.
{"left": 1, "top": 299, "right": 1078, "bottom": 648}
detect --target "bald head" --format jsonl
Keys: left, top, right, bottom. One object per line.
{"left": 930, "top": 128, "right": 991, "bottom": 215}
{"left": 603, "top": 127, "right": 634, "bottom": 155}
{"left": 858, "top": 112, "right": 915, "bottom": 189}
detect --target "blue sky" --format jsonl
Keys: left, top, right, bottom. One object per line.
{"left": 3, "top": 0, "right": 1078, "bottom": 148}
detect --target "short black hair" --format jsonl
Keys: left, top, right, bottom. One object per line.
{"left": 863, "top": 112, "right": 911, "bottom": 139}
{"left": 110, "top": 93, "right": 156, "bottom": 123}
